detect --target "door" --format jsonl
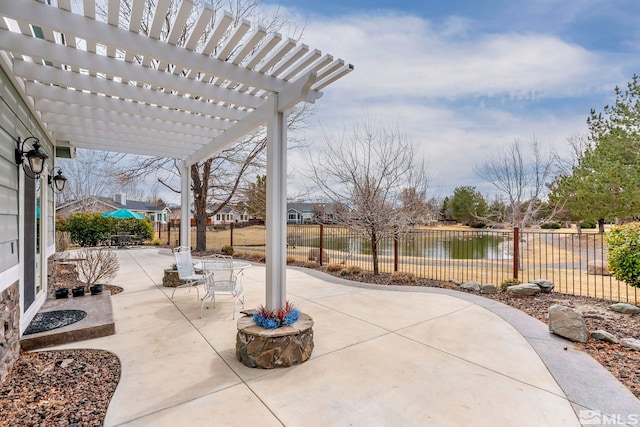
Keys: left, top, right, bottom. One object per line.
{"left": 23, "top": 176, "right": 41, "bottom": 310}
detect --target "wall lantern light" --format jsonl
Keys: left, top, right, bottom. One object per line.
{"left": 14, "top": 136, "right": 49, "bottom": 178}
{"left": 48, "top": 167, "right": 67, "bottom": 192}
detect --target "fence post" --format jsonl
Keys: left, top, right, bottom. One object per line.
{"left": 319, "top": 223, "right": 324, "bottom": 266}
{"left": 230, "top": 222, "right": 234, "bottom": 248}
{"left": 393, "top": 227, "right": 399, "bottom": 272}
{"left": 513, "top": 227, "right": 519, "bottom": 280}
{"left": 167, "top": 223, "right": 171, "bottom": 246}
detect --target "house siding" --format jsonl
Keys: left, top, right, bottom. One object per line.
{"left": 0, "top": 63, "right": 56, "bottom": 381}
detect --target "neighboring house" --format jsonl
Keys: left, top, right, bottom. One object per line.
{"left": 209, "top": 204, "right": 249, "bottom": 225}
{"left": 56, "top": 194, "right": 170, "bottom": 225}
{"left": 170, "top": 205, "right": 249, "bottom": 226}
{"left": 287, "top": 203, "right": 338, "bottom": 224}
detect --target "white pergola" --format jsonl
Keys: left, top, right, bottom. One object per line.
{"left": 0, "top": 0, "right": 353, "bottom": 310}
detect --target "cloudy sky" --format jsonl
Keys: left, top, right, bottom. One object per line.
{"left": 264, "top": 0, "right": 639, "bottom": 200}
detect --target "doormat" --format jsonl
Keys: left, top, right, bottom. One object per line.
{"left": 24, "top": 310, "right": 88, "bottom": 335}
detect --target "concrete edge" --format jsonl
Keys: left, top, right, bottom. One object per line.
{"left": 293, "top": 266, "right": 640, "bottom": 421}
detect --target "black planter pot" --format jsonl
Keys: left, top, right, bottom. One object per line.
{"left": 55, "top": 287, "right": 69, "bottom": 299}
{"left": 90, "top": 284, "right": 103, "bottom": 295}
{"left": 72, "top": 286, "right": 85, "bottom": 297}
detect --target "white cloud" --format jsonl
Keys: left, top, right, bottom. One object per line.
{"left": 275, "top": 8, "right": 636, "bottom": 199}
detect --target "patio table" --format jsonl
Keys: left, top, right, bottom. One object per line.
{"left": 109, "top": 233, "right": 139, "bottom": 249}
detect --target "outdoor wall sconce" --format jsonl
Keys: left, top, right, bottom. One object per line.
{"left": 48, "top": 167, "right": 67, "bottom": 192}
{"left": 14, "top": 136, "right": 49, "bottom": 178}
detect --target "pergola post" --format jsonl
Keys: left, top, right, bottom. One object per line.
{"left": 180, "top": 161, "right": 191, "bottom": 249}
{"left": 265, "top": 95, "right": 288, "bottom": 311}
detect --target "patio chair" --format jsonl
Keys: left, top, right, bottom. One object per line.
{"left": 171, "top": 246, "right": 203, "bottom": 300}
{"left": 200, "top": 254, "right": 245, "bottom": 319}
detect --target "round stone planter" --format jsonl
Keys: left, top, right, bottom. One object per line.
{"left": 236, "top": 313, "right": 314, "bottom": 369}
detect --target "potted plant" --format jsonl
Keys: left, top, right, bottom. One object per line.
{"left": 54, "top": 287, "right": 69, "bottom": 299}
{"left": 76, "top": 248, "right": 120, "bottom": 295}
{"left": 72, "top": 286, "right": 85, "bottom": 297}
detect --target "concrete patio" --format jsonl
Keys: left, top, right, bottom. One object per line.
{"left": 49, "top": 247, "right": 639, "bottom": 426}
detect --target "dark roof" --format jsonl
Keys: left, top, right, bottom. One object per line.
{"left": 96, "top": 197, "right": 166, "bottom": 212}
{"left": 287, "top": 202, "right": 337, "bottom": 214}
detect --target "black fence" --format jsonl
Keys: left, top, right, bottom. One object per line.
{"left": 228, "top": 224, "right": 637, "bottom": 304}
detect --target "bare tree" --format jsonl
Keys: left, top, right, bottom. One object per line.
{"left": 107, "top": 0, "right": 311, "bottom": 251}
{"left": 56, "top": 149, "right": 124, "bottom": 207}
{"left": 76, "top": 248, "right": 120, "bottom": 289}
{"left": 475, "top": 138, "right": 557, "bottom": 229}
{"left": 308, "top": 120, "right": 429, "bottom": 274}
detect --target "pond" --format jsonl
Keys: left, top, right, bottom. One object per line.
{"left": 301, "top": 233, "right": 510, "bottom": 260}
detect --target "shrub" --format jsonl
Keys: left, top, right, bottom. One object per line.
{"left": 347, "top": 265, "right": 362, "bottom": 275}
{"left": 390, "top": 271, "right": 416, "bottom": 284}
{"left": 326, "top": 264, "right": 343, "bottom": 272}
{"left": 540, "top": 222, "right": 561, "bottom": 229}
{"left": 76, "top": 248, "right": 120, "bottom": 287}
{"left": 65, "top": 212, "right": 112, "bottom": 246}
{"left": 301, "top": 261, "right": 319, "bottom": 269}
{"left": 55, "top": 231, "right": 71, "bottom": 252}
{"left": 340, "top": 268, "right": 349, "bottom": 277}
{"left": 605, "top": 222, "right": 640, "bottom": 288}
{"left": 286, "top": 256, "right": 297, "bottom": 264}
{"left": 247, "top": 253, "right": 265, "bottom": 263}
{"left": 500, "top": 278, "right": 521, "bottom": 292}
{"left": 580, "top": 221, "right": 596, "bottom": 229}
{"left": 220, "top": 245, "right": 234, "bottom": 256}
{"left": 150, "top": 238, "right": 162, "bottom": 246}
{"left": 113, "top": 218, "right": 153, "bottom": 242}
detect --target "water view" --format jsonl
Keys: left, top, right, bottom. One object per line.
{"left": 302, "top": 233, "right": 510, "bottom": 260}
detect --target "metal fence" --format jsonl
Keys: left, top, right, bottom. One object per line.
{"left": 210, "top": 224, "right": 639, "bottom": 304}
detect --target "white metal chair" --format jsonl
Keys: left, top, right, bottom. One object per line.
{"left": 171, "top": 246, "right": 204, "bottom": 300}
{"left": 200, "top": 254, "right": 245, "bottom": 319}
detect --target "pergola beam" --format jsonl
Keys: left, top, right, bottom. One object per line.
{"left": 0, "top": 1, "right": 288, "bottom": 92}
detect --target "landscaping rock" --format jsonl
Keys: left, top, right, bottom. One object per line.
{"left": 506, "top": 283, "right": 541, "bottom": 297}
{"left": 461, "top": 281, "right": 481, "bottom": 292}
{"left": 480, "top": 284, "right": 497, "bottom": 294}
{"left": 549, "top": 305, "right": 588, "bottom": 343}
{"left": 450, "top": 279, "right": 462, "bottom": 286}
{"left": 591, "top": 330, "right": 619, "bottom": 344}
{"left": 587, "top": 260, "right": 611, "bottom": 276}
{"left": 620, "top": 338, "right": 640, "bottom": 351}
{"left": 609, "top": 303, "right": 640, "bottom": 315}
{"left": 531, "top": 279, "right": 554, "bottom": 293}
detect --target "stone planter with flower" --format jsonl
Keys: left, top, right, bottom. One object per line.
{"left": 236, "top": 301, "right": 314, "bottom": 369}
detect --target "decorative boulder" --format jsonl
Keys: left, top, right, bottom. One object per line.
{"left": 480, "top": 284, "right": 498, "bottom": 294}
{"left": 450, "top": 279, "right": 462, "bottom": 286}
{"left": 461, "top": 281, "right": 481, "bottom": 292}
{"left": 587, "top": 260, "right": 611, "bottom": 276}
{"left": 590, "top": 330, "right": 619, "bottom": 344}
{"left": 531, "top": 279, "right": 554, "bottom": 293}
{"left": 548, "top": 305, "right": 588, "bottom": 343}
{"left": 609, "top": 303, "right": 640, "bottom": 315}
{"left": 506, "top": 283, "right": 541, "bottom": 297}
{"left": 621, "top": 338, "right": 640, "bottom": 351}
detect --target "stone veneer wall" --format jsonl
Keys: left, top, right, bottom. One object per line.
{"left": 0, "top": 282, "right": 20, "bottom": 383}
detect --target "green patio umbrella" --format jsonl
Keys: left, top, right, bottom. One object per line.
{"left": 102, "top": 208, "right": 146, "bottom": 220}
